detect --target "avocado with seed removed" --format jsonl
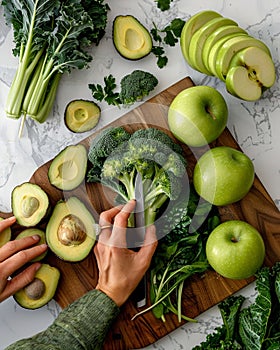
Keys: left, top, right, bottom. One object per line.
{"left": 46, "top": 197, "right": 96, "bottom": 262}
{"left": 48, "top": 144, "right": 88, "bottom": 191}
{"left": 14, "top": 264, "right": 60, "bottom": 309}
{"left": 64, "top": 99, "right": 101, "bottom": 133}
{"left": 16, "top": 228, "right": 47, "bottom": 261}
{"left": 113, "top": 15, "right": 152, "bottom": 60}
{"left": 11, "top": 182, "right": 49, "bottom": 227}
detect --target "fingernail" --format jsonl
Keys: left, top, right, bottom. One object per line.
{"left": 32, "top": 235, "right": 41, "bottom": 241}
{"left": 7, "top": 216, "right": 16, "bottom": 222}
{"left": 34, "top": 262, "right": 42, "bottom": 271}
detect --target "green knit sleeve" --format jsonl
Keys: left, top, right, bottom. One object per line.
{"left": 5, "top": 289, "right": 120, "bottom": 350}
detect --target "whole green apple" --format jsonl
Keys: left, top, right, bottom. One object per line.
{"left": 168, "top": 86, "right": 228, "bottom": 147}
{"left": 206, "top": 220, "right": 265, "bottom": 279}
{"left": 193, "top": 146, "right": 254, "bottom": 206}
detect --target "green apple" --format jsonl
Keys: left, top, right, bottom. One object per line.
{"left": 206, "top": 220, "right": 265, "bottom": 279}
{"left": 168, "top": 86, "right": 228, "bottom": 147}
{"left": 188, "top": 17, "right": 238, "bottom": 74}
{"left": 193, "top": 146, "right": 254, "bottom": 206}
{"left": 202, "top": 25, "right": 247, "bottom": 72}
{"left": 180, "top": 10, "right": 222, "bottom": 64}
{"left": 207, "top": 33, "right": 249, "bottom": 77}
{"left": 215, "top": 35, "right": 271, "bottom": 81}
{"left": 226, "top": 46, "right": 276, "bottom": 101}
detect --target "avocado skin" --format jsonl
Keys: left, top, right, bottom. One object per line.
{"left": 113, "top": 15, "right": 152, "bottom": 60}
{"left": 64, "top": 99, "right": 100, "bottom": 133}
{"left": 13, "top": 264, "right": 60, "bottom": 310}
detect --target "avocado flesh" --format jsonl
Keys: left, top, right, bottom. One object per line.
{"left": 14, "top": 264, "right": 60, "bottom": 309}
{"left": 46, "top": 197, "right": 96, "bottom": 262}
{"left": 0, "top": 217, "right": 11, "bottom": 247}
{"left": 12, "top": 182, "right": 49, "bottom": 227}
{"left": 113, "top": 15, "right": 152, "bottom": 60}
{"left": 48, "top": 144, "right": 87, "bottom": 191}
{"left": 16, "top": 228, "right": 47, "bottom": 261}
{"left": 64, "top": 99, "right": 100, "bottom": 133}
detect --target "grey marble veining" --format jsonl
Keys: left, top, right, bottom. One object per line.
{"left": 0, "top": 0, "right": 279, "bottom": 349}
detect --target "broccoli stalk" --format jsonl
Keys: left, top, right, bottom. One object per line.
{"left": 87, "top": 126, "right": 187, "bottom": 226}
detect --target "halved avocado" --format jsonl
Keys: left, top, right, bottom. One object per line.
{"left": 0, "top": 217, "right": 12, "bottom": 247}
{"left": 48, "top": 144, "right": 87, "bottom": 191}
{"left": 113, "top": 15, "right": 152, "bottom": 60}
{"left": 64, "top": 99, "right": 101, "bottom": 133}
{"left": 12, "top": 182, "right": 49, "bottom": 227}
{"left": 46, "top": 197, "right": 96, "bottom": 262}
{"left": 16, "top": 228, "right": 47, "bottom": 261}
{"left": 14, "top": 264, "right": 60, "bottom": 309}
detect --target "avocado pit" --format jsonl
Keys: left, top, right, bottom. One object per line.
{"left": 57, "top": 214, "right": 87, "bottom": 246}
{"left": 24, "top": 278, "right": 46, "bottom": 300}
{"left": 21, "top": 196, "right": 40, "bottom": 218}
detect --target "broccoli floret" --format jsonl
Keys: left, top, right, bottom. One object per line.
{"left": 87, "top": 126, "right": 131, "bottom": 182}
{"left": 119, "top": 70, "right": 158, "bottom": 105}
{"left": 87, "top": 126, "right": 187, "bottom": 225}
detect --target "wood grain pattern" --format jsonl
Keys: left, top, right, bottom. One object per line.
{"left": 2, "top": 77, "right": 280, "bottom": 349}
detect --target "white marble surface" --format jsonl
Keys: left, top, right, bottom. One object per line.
{"left": 0, "top": 0, "right": 279, "bottom": 349}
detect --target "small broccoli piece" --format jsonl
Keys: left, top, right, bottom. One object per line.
{"left": 119, "top": 70, "right": 158, "bottom": 105}
{"left": 87, "top": 126, "right": 131, "bottom": 182}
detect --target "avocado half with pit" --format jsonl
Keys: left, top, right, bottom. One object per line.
{"left": 16, "top": 228, "right": 47, "bottom": 261}
{"left": 0, "top": 217, "right": 12, "bottom": 247}
{"left": 64, "top": 99, "right": 101, "bottom": 133}
{"left": 113, "top": 15, "right": 152, "bottom": 60}
{"left": 46, "top": 196, "right": 96, "bottom": 262}
{"left": 12, "top": 182, "right": 49, "bottom": 227}
{"left": 48, "top": 144, "right": 87, "bottom": 191}
{"left": 14, "top": 263, "right": 60, "bottom": 309}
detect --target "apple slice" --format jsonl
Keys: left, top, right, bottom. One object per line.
{"left": 207, "top": 33, "right": 249, "bottom": 77}
{"left": 202, "top": 25, "right": 248, "bottom": 72}
{"left": 225, "top": 46, "right": 276, "bottom": 101}
{"left": 180, "top": 10, "right": 222, "bottom": 64}
{"left": 215, "top": 35, "right": 271, "bottom": 81}
{"left": 188, "top": 17, "right": 238, "bottom": 74}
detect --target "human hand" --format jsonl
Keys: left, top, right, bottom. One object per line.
{"left": 0, "top": 216, "right": 48, "bottom": 302}
{"left": 94, "top": 200, "right": 158, "bottom": 307}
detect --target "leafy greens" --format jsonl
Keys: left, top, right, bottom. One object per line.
{"left": 193, "top": 262, "right": 280, "bottom": 350}
{"left": 2, "top": 0, "right": 108, "bottom": 125}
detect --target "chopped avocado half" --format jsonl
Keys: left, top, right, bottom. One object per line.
{"left": 64, "top": 99, "right": 101, "bottom": 133}
{"left": 113, "top": 15, "right": 152, "bottom": 60}
{"left": 14, "top": 263, "right": 60, "bottom": 309}
{"left": 0, "top": 217, "right": 12, "bottom": 247}
{"left": 46, "top": 196, "right": 96, "bottom": 262}
{"left": 48, "top": 144, "right": 87, "bottom": 191}
{"left": 12, "top": 182, "right": 49, "bottom": 227}
{"left": 16, "top": 228, "right": 47, "bottom": 261}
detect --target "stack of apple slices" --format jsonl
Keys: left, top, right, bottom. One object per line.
{"left": 180, "top": 10, "right": 276, "bottom": 101}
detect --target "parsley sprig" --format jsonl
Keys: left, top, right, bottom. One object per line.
{"left": 151, "top": 18, "right": 185, "bottom": 68}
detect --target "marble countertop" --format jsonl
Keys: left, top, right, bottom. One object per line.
{"left": 0, "top": 0, "right": 279, "bottom": 349}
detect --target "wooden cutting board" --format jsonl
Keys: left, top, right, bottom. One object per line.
{"left": 2, "top": 77, "right": 280, "bottom": 349}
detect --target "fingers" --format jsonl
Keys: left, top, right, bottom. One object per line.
{"left": 0, "top": 263, "right": 41, "bottom": 303}
{"left": 0, "top": 243, "right": 48, "bottom": 279}
{"left": 110, "top": 200, "right": 136, "bottom": 247}
{"left": 0, "top": 235, "right": 42, "bottom": 262}
{"left": 137, "top": 225, "right": 158, "bottom": 269}
{"left": 0, "top": 216, "right": 16, "bottom": 231}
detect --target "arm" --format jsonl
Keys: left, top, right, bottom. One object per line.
{"left": 5, "top": 200, "right": 158, "bottom": 350}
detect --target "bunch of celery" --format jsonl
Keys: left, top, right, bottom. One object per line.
{"left": 2, "top": 0, "right": 108, "bottom": 126}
